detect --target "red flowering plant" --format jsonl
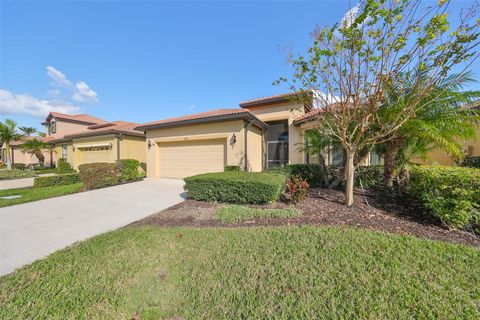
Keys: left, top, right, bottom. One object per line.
{"left": 286, "top": 175, "right": 309, "bottom": 204}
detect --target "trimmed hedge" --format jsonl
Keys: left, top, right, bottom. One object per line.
{"left": 408, "top": 166, "right": 480, "bottom": 230}
{"left": 57, "top": 158, "right": 75, "bottom": 174}
{"left": 78, "top": 163, "right": 122, "bottom": 190}
{"left": 224, "top": 165, "right": 240, "bottom": 172}
{"left": 462, "top": 156, "right": 480, "bottom": 169}
{"left": 34, "top": 173, "right": 80, "bottom": 188}
{"left": 117, "top": 159, "right": 140, "bottom": 182}
{"left": 184, "top": 172, "right": 286, "bottom": 204}
{"left": 0, "top": 169, "right": 37, "bottom": 180}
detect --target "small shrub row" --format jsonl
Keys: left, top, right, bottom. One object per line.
{"left": 184, "top": 172, "right": 286, "bottom": 204}
{"left": 0, "top": 169, "right": 37, "bottom": 180}
{"left": 224, "top": 165, "right": 240, "bottom": 172}
{"left": 34, "top": 173, "right": 80, "bottom": 188}
{"left": 462, "top": 156, "right": 480, "bottom": 169}
{"left": 57, "top": 158, "right": 75, "bottom": 174}
{"left": 78, "top": 159, "right": 141, "bottom": 190}
{"left": 269, "top": 164, "right": 385, "bottom": 190}
{"left": 408, "top": 165, "right": 480, "bottom": 230}
{"left": 217, "top": 205, "right": 301, "bottom": 223}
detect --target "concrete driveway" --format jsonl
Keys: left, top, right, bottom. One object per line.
{"left": 0, "top": 178, "right": 185, "bottom": 276}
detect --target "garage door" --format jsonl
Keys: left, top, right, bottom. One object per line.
{"left": 158, "top": 139, "right": 226, "bottom": 178}
{"left": 78, "top": 146, "right": 112, "bottom": 164}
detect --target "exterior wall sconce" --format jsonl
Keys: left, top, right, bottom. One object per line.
{"left": 109, "top": 142, "right": 113, "bottom": 149}
{"left": 147, "top": 140, "right": 153, "bottom": 149}
{"left": 230, "top": 134, "right": 237, "bottom": 146}
{"left": 72, "top": 146, "right": 75, "bottom": 152}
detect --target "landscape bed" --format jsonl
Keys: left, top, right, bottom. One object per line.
{"left": 0, "top": 226, "right": 479, "bottom": 319}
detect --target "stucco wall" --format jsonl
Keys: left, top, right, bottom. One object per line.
{"left": 10, "top": 147, "right": 53, "bottom": 166}
{"left": 46, "top": 120, "right": 91, "bottom": 140}
{"left": 246, "top": 125, "right": 263, "bottom": 172}
{"left": 119, "top": 136, "right": 147, "bottom": 170}
{"left": 247, "top": 102, "right": 306, "bottom": 165}
{"left": 145, "top": 120, "right": 247, "bottom": 178}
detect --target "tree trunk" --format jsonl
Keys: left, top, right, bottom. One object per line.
{"left": 6, "top": 143, "right": 12, "bottom": 170}
{"left": 344, "top": 149, "right": 355, "bottom": 207}
{"left": 35, "top": 150, "right": 45, "bottom": 166}
{"left": 318, "top": 154, "right": 330, "bottom": 187}
{"left": 383, "top": 138, "right": 404, "bottom": 189}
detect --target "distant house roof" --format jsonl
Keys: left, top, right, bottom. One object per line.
{"left": 239, "top": 91, "right": 313, "bottom": 109}
{"left": 135, "top": 109, "right": 267, "bottom": 131}
{"left": 61, "top": 121, "right": 144, "bottom": 139}
{"left": 8, "top": 136, "right": 52, "bottom": 147}
{"left": 43, "top": 112, "right": 107, "bottom": 125}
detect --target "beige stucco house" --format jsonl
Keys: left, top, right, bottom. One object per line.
{"left": 136, "top": 92, "right": 382, "bottom": 179}
{"left": 44, "top": 112, "right": 146, "bottom": 169}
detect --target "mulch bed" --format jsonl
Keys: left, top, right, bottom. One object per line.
{"left": 133, "top": 188, "right": 480, "bottom": 247}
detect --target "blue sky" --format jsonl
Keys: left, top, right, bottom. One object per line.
{"left": 1, "top": 0, "right": 478, "bottom": 130}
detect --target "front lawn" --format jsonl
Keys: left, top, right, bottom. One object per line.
{"left": 0, "top": 183, "right": 83, "bottom": 207}
{"left": 1, "top": 226, "right": 478, "bottom": 319}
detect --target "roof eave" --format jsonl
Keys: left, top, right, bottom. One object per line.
{"left": 136, "top": 112, "right": 267, "bottom": 131}
{"left": 64, "top": 130, "right": 145, "bottom": 140}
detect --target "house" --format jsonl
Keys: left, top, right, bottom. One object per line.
{"left": 1, "top": 136, "right": 53, "bottom": 168}
{"left": 43, "top": 112, "right": 146, "bottom": 169}
{"left": 136, "top": 92, "right": 381, "bottom": 179}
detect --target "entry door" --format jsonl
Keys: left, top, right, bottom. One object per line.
{"left": 267, "top": 141, "right": 288, "bottom": 168}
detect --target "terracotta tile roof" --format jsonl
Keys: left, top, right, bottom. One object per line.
{"left": 9, "top": 136, "right": 50, "bottom": 146}
{"left": 292, "top": 108, "right": 326, "bottom": 125}
{"left": 44, "top": 112, "right": 107, "bottom": 125}
{"left": 136, "top": 109, "right": 267, "bottom": 130}
{"left": 239, "top": 91, "right": 312, "bottom": 108}
{"left": 63, "top": 121, "right": 144, "bottom": 139}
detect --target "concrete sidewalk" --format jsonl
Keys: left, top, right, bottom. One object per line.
{"left": 0, "top": 178, "right": 185, "bottom": 275}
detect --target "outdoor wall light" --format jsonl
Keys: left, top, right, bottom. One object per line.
{"left": 72, "top": 146, "right": 75, "bottom": 152}
{"left": 147, "top": 140, "right": 153, "bottom": 149}
{"left": 230, "top": 134, "right": 237, "bottom": 146}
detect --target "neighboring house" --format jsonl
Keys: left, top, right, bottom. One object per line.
{"left": 1, "top": 136, "right": 53, "bottom": 167}
{"left": 136, "top": 92, "right": 383, "bottom": 179}
{"left": 42, "top": 112, "right": 146, "bottom": 169}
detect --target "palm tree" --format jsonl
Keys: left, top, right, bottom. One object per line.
{"left": 19, "top": 138, "right": 52, "bottom": 166}
{"left": 381, "top": 72, "right": 480, "bottom": 188}
{"left": 0, "top": 119, "right": 23, "bottom": 170}
{"left": 19, "top": 126, "right": 37, "bottom": 136}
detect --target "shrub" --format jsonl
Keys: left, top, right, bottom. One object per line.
{"left": 57, "top": 158, "right": 75, "bottom": 174}
{"left": 217, "top": 205, "right": 301, "bottom": 222}
{"left": 117, "top": 159, "right": 140, "bottom": 182}
{"left": 34, "top": 173, "right": 81, "bottom": 188}
{"left": 286, "top": 175, "right": 309, "bottom": 204}
{"left": 78, "top": 162, "right": 122, "bottom": 190}
{"left": 0, "top": 169, "right": 37, "bottom": 180}
{"left": 184, "top": 172, "right": 286, "bottom": 204}
{"left": 12, "top": 163, "right": 26, "bottom": 170}
{"left": 355, "top": 165, "right": 385, "bottom": 190}
{"left": 462, "top": 156, "right": 480, "bottom": 169}
{"left": 408, "top": 165, "right": 480, "bottom": 230}
{"left": 286, "top": 164, "right": 324, "bottom": 187}
{"left": 224, "top": 165, "right": 240, "bottom": 172}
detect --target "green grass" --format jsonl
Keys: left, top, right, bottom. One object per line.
{"left": 1, "top": 226, "right": 479, "bottom": 319}
{"left": 218, "top": 205, "right": 301, "bottom": 222}
{"left": 0, "top": 169, "right": 37, "bottom": 180}
{"left": 0, "top": 183, "right": 83, "bottom": 207}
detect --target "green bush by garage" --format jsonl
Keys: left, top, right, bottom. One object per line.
{"left": 34, "top": 173, "right": 81, "bottom": 188}
{"left": 78, "top": 159, "right": 141, "bottom": 190}
{"left": 57, "top": 158, "right": 76, "bottom": 174}
{"left": 184, "top": 172, "right": 286, "bottom": 204}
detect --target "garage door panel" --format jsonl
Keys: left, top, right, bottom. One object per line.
{"left": 158, "top": 139, "right": 226, "bottom": 178}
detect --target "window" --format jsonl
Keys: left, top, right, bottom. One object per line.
{"left": 265, "top": 120, "right": 289, "bottom": 168}
{"left": 369, "top": 151, "right": 382, "bottom": 165}
{"left": 330, "top": 147, "right": 344, "bottom": 166}
{"left": 49, "top": 121, "right": 56, "bottom": 134}
{"left": 61, "top": 144, "right": 68, "bottom": 159}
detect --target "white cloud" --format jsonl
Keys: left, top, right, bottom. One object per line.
{"left": 73, "top": 81, "right": 98, "bottom": 102}
{"left": 340, "top": 4, "right": 360, "bottom": 29}
{"left": 313, "top": 90, "right": 340, "bottom": 108}
{"left": 0, "top": 89, "right": 82, "bottom": 117}
{"left": 46, "top": 66, "right": 72, "bottom": 88}
{"left": 189, "top": 104, "right": 196, "bottom": 110}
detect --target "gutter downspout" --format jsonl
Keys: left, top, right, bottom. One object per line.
{"left": 116, "top": 133, "right": 123, "bottom": 161}
{"left": 243, "top": 120, "right": 254, "bottom": 171}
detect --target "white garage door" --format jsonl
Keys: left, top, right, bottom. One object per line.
{"left": 78, "top": 146, "right": 112, "bottom": 164}
{"left": 158, "top": 139, "right": 226, "bottom": 178}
